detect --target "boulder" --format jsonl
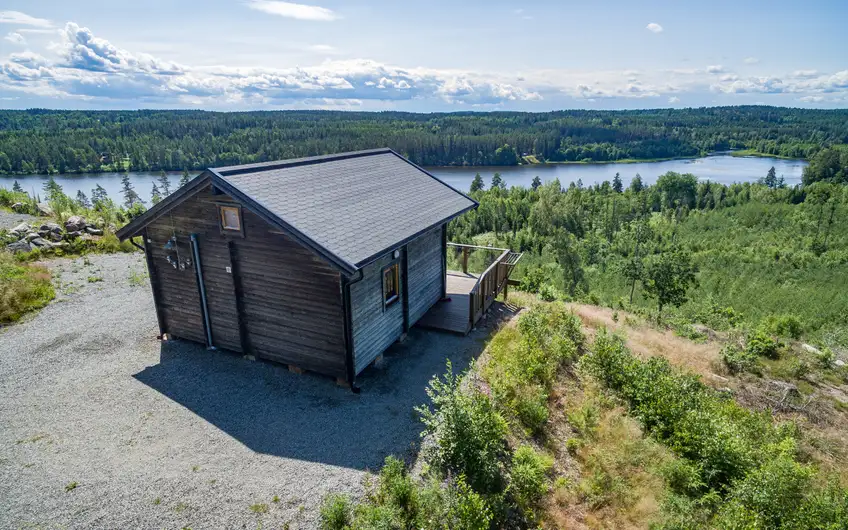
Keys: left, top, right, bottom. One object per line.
{"left": 6, "top": 240, "right": 32, "bottom": 253}
{"left": 25, "top": 232, "right": 40, "bottom": 241}
{"left": 802, "top": 344, "right": 821, "bottom": 355}
{"left": 30, "top": 237, "right": 51, "bottom": 248}
{"left": 40, "top": 222, "right": 62, "bottom": 234}
{"left": 65, "top": 215, "right": 87, "bottom": 232}
{"left": 36, "top": 203, "right": 54, "bottom": 216}
{"left": 11, "top": 222, "right": 30, "bottom": 235}
{"left": 85, "top": 226, "right": 104, "bottom": 236}
{"left": 48, "top": 231, "right": 63, "bottom": 242}
{"left": 66, "top": 230, "right": 83, "bottom": 240}
{"left": 836, "top": 359, "right": 846, "bottom": 368}
{"left": 11, "top": 202, "right": 25, "bottom": 212}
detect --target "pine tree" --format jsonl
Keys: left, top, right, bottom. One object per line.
{"left": 12, "top": 180, "right": 23, "bottom": 193}
{"left": 76, "top": 190, "right": 92, "bottom": 208}
{"left": 179, "top": 168, "right": 191, "bottom": 187}
{"left": 764, "top": 166, "right": 777, "bottom": 188}
{"left": 491, "top": 173, "right": 505, "bottom": 190}
{"left": 531, "top": 176, "right": 542, "bottom": 190}
{"left": 121, "top": 173, "right": 142, "bottom": 208}
{"left": 43, "top": 176, "right": 64, "bottom": 200}
{"left": 470, "top": 173, "right": 485, "bottom": 193}
{"left": 151, "top": 181, "right": 162, "bottom": 204}
{"left": 91, "top": 184, "right": 109, "bottom": 206}
{"left": 612, "top": 172, "right": 623, "bottom": 193}
{"left": 157, "top": 170, "right": 171, "bottom": 196}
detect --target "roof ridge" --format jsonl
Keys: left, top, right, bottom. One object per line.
{"left": 211, "top": 148, "right": 392, "bottom": 176}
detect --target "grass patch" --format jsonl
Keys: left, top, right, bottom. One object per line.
{"left": 86, "top": 276, "right": 103, "bottom": 283}
{"left": 64, "top": 482, "right": 78, "bottom": 492}
{"left": 249, "top": 503, "right": 268, "bottom": 514}
{"left": 0, "top": 253, "right": 54, "bottom": 323}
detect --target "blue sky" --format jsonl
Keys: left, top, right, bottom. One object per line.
{"left": 0, "top": 0, "right": 845, "bottom": 111}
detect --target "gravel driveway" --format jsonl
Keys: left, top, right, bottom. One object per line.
{"left": 0, "top": 252, "right": 502, "bottom": 529}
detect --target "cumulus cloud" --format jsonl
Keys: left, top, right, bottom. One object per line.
{"left": 4, "top": 31, "right": 25, "bottom": 45}
{"left": 646, "top": 22, "right": 663, "bottom": 33}
{"left": 246, "top": 1, "right": 338, "bottom": 21}
{"left": 59, "top": 22, "right": 185, "bottom": 74}
{"left": 2, "top": 19, "right": 848, "bottom": 108}
{"left": 0, "top": 10, "right": 52, "bottom": 28}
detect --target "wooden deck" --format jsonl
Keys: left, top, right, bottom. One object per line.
{"left": 415, "top": 271, "right": 479, "bottom": 334}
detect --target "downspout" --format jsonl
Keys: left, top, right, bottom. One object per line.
{"left": 342, "top": 269, "right": 364, "bottom": 394}
{"left": 190, "top": 233, "right": 214, "bottom": 349}
{"left": 130, "top": 236, "right": 145, "bottom": 252}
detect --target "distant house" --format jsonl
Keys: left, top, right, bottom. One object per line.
{"left": 117, "top": 149, "right": 477, "bottom": 388}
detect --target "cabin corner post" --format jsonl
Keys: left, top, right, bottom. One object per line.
{"left": 142, "top": 228, "right": 167, "bottom": 339}
{"left": 401, "top": 246, "right": 409, "bottom": 333}
{"left": 341, "top": 270, "right": 363, "bottom": 392}
{"left": 441, "top": 224, "right": 448, "bottom": 299}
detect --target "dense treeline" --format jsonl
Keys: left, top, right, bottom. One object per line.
{"left": 0, "top": 106, "right": 846, "bottom": 174}
{"left": 447, "top": 149, "right": 848, "bottom": 347}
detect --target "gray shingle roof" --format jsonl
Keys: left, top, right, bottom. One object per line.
{"left": 211, "top": 149, "right": 476, "bottom": 269}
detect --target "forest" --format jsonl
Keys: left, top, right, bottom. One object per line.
{"left": 447, "top": 146, "right": 848, "bottom": 348}
{"left": 0, "top": 106, "right": 847, "bottom": 174}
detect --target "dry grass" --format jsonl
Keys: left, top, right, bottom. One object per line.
{"left": 543, "top": 379, "right": 672, "bottom": 530}
{"left": 567, "top": 303, "right": 722, "bottom": 381}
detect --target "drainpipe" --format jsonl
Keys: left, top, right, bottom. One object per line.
{"left": 342, "top": 269, "right": 364, "bottom": 394}
{"left": 130, "top": 236, "right": 145, "bottom": 252}
{"left": 190, "top": 233, "right": 214, "bottom": 349}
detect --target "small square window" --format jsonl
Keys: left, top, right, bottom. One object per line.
{"left": 383, "top": 262, "right": 400, "bottom": 307}
{"left": 219, "top": 206, "right": 241, "bottom": 232}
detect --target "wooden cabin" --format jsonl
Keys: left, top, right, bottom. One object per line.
{"left": 117, "top": 149, "right": 477, "bottom": 388}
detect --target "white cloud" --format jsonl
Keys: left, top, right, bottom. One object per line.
{"left": 743, "top": 57, "right": 759, "bottom": 64}
{"left": 246, "top": 1, "right": 338, "bottom": 21}
{"left": 3, "top": 19, "right": 848, "bottom": 109}
{"left": 4, "top": 31, "right": 25, "bottom": 45}
{"left": 646, "top": 22, "right": 663, "bottom": 33}
{"left": 0, "top": 10, "right": 52, "bottom": 28}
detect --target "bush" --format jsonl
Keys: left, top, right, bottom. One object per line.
{"left": 508, "top": 445, "right": 553, "bottom": 517}
{"left": 746, "top": 329, "right": 781, "bottom": 359}
{"left": 0, "top": 253, "right": 55, "bottom": 323}
{"left": 319, "top": 494, "right": 352, "bottom": 530}
{"left": 484, "top": 304, "right": 582, "bottom": 433}
{"left": 760, "top": 314, "right": 804, "bottom": 339}
{"left": 417, "top": 362, "right": 509, "bottom": 495}
{"left": 721, "top": 344, "right": 759, "bottom": 374}
{"left": 538, "top": 283, "right": 558, "bottom": 301}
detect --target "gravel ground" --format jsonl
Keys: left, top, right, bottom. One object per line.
{"left": 0, "top": 210, "right": 39, "bottom": 230}
{"left": 0, "top": 252, "right": 501, "bottom": 529}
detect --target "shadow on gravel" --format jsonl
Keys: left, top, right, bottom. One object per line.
{"left": 133, "top": 303, "right": 518, "bottom": 470}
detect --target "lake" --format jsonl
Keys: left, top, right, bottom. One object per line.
{"left": 0, "top": 155, "right": 807, "bottom": 201}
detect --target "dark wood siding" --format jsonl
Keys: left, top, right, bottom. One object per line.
{"left": 407, "top": 226, "right": 444, "bottom": 325}
{"left": 143, "top": 184, "right": 347, "bottom": 378}
{"left": 350, "top": 251, "right": 404, "bottom": 374}
{"left": 231, "top": 210, "right": 347, "bottom": 378}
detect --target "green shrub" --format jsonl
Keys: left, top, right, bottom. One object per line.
{"left": 319, "top": 494, "right": 352, "bottom": 530}
{"left": 508, "top": 445, "right": 553, "bottom": 517}
{"left": 721, "top": 344, "right": 759, "bottom": 375}
{"left": 417, "top": 362, "right": 509, "bottom": 495}
{"left": 538, "top": 283, "right": 557, "bottom": 301}
{"left": 746, "top": 329, "right": 781, "bottom": 359}
{"left": 760, "top": 314, "right": 804, "bottom": 340}
{"left": 817, "top": 347, "right": 837, "bottom": 370}
{"left": 484, "top": 304, "right": 582, "bottom": 434}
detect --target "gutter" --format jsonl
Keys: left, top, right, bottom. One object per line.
{"left": 341, "top": 269, "right": 365, "bottom": 394}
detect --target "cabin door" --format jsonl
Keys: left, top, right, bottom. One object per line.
{"left": 190, "top": 233, "right": 244, "bottom": 353}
